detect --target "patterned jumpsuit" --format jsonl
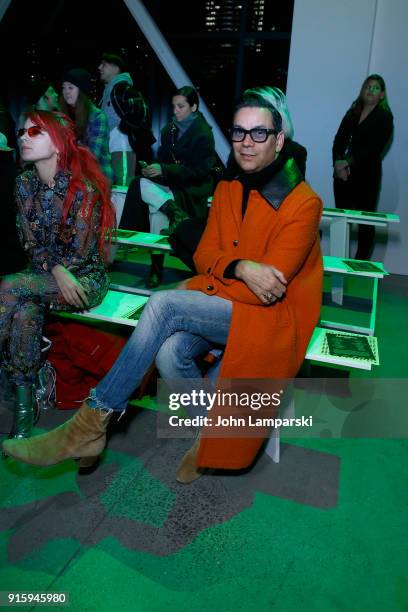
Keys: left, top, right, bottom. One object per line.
{"left": 0, "top": 169, "right": 109, "bottom": 385}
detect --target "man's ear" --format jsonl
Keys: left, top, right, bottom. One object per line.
{"left": 275, "top": 131, "right": 285, "bottom": 154}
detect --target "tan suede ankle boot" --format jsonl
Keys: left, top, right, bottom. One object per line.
{"left": 2, "top": 401, "right": 112, "bottom": 466}
{"left": 176, "top": 437, "right": 205, "bottom": 484}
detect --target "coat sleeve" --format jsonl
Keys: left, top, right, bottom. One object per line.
{"left": 188, "top": 186, "right": 323, "bottom": 305}
{"left": 332, "top": 111, "right": 352, "bottom": 164}
{"left": 258, "top": 196, "right": 322, "bottom": 281}
{"left": 190, "top": 183, "right": 235, "bottom": 278}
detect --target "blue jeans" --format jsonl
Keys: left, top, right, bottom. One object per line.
{"left": 89, "top": 290, "right": 232, "bottom": 412}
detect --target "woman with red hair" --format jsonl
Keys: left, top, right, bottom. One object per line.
{"left": 0, "top": 110, "right": 115, "bottom": 441}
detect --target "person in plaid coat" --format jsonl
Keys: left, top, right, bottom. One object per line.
{"left": 61, "top": 68, "right": 113, "bottom": 183}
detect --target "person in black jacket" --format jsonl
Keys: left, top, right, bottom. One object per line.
{"left": 333, "top": 74, "right": 393, "bottom": 259}
{"left": 99, "top": 53, "right": 148, "bottom": 186}
{"left": 120, "top": 86, "right": 216, "bottom": 288}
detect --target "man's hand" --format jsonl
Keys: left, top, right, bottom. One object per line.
{"left": 142, "top": 163, "right": 162, "bottom": 179}
{"left": 235, "top": 260, "right": 287, "bottom": 305}
{"left": 52, "top": 265, "right": 89, "bottom": 309}
{"left": 334, "top": 160, "right": 350, "bottom": 181}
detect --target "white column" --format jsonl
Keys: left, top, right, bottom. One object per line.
{"left": 122, "top": 0, "right": 230, "bottom": 165}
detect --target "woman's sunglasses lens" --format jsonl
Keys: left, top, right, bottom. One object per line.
{"left": 29, "top": 127, "right": 43, "bottom": 137}
{"left": 18, "top": 126, "right": 43, "bottom": 138}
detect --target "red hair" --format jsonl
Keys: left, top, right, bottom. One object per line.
{"left": 25, "top": 110, "right": 116, "bottom": 255}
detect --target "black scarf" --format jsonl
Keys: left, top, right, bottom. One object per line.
{"left": 227, "top": 153, "right": 288, "bottom": 218}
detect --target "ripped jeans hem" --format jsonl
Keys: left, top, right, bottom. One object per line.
{"left": 86, "top": 388, "right": 124, "bottom": 417}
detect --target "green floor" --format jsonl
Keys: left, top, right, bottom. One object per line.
{"left": 0, "top": 255, "right": 407, "bottom": 612}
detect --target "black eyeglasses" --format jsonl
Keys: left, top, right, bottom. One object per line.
{"left": 17, "top": 125, "right": 44, "bottom": 139}
{"left": 230, "top": 126, "right": 278, "bottom": 143}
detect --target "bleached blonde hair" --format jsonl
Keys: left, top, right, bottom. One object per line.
{"left": 244, "top": 86, "right": 294, "bottom": 139}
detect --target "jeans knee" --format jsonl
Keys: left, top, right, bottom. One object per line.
{"left": 156, "top": 332, "right": 194, "bottom": 378}
{"left": 155, "top": 335, "right": 179, "bottom": 377}
{"left": 145, "top": 290, "right": 173, "bottom": 315}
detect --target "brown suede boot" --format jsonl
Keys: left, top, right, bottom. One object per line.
{"left": 176, "top": 437, "right": 205, "bottom": 484}
{"left": 1, "top": 401, "right": 112, "bottom": 467}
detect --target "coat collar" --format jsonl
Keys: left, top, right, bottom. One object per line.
{"left": 225, "top": 156, "right": 304, "bottom": 211}
{"left": 259, "top": 158, "right": 303, "bottom": 210}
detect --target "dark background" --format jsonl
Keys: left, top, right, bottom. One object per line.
{"left": 0, "top": 0, "right": 294, "bottom": 133}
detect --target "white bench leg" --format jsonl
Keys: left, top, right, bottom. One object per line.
{"left": 264, "top": 394, "right": 295, "bottom": 464}
{"left": 329, "top": 217, "right": 349, "bottom": 305}
{"left": 109, "top": 190, "right": 128, "bottom": 263}
{"left": 265, "top": 426, "right": 281, "bottom": 463}
{"left": 331, "top": 273, "right": 345, "bottom": 306}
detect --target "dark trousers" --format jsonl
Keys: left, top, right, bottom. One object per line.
{"left": 333, "top": 176, "right": 377, "bottom": 260}
{"left": 168, "top": 218, "right": 207, "bottom": 273}
{"left": 119, "top": 177, "right": 150, "bottom": 231}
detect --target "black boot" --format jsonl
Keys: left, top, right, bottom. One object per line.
{"left": 159, "top": 200, "right": 189, "bottom": 236}
{"left": 8, "top": 384, "right": 34, "bottom": 440}
{"left": 146, "top": 254, "right": 164, "bottom": 289}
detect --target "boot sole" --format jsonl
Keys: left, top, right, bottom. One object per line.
{"left": 76, "top": 455, "right": 100, "bottom": 469}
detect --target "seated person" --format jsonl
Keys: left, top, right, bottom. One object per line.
{"left": 61, "top": 68, "right": 113, "bottom": 183}
{"left": 0, "top": 111, "right": 115, "bottom": 442}
{"left": 3, "top": 95, "right": 323, "bottom": 485}
{"left": 119, "top": 86, "right": 216, "bottom": 288}
{"left": 169, "top": 86, "right": 308, "bottom": 272}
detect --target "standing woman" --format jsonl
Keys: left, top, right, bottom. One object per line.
{"left": 120, "top": 86, "right": 216, "bottom": 287}
{"left": 0, "top": 111, "right": 115, "bottom": 441}
{"left": 61, "top": 68, "right": 113, "bottom": 183}
{"left": 332, "top": 74, "right": 393, "bottom": 259}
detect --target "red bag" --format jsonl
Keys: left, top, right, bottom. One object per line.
{"left": 44, "top": 322, "right": 127, "bottom": 409}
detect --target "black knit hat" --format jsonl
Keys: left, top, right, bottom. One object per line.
{"left": 101, "top": 53, "right": 127, "bottom": 72}
{"left": 62, "top": 68, "right": 92, "bottom": 96}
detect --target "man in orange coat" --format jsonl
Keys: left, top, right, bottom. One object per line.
{"left": 3, "top": 93, "right": 323, "bottom": 482}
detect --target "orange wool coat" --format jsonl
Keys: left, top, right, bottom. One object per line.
{"left": 187, "top": 165, "right": 323, "bottom": 469}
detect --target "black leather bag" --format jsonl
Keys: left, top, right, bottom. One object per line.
{"left": 110, "top": 83, "right": 155, "bottom": 157}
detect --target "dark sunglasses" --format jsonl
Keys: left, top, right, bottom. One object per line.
{"left": 17, "top": 125, "right": 44, "bottom": 138}
{"left": 230, "top": 126, "right": 278, "bottom": 143}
